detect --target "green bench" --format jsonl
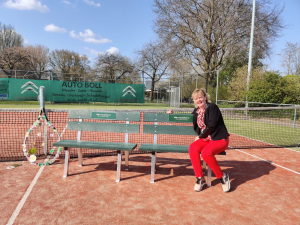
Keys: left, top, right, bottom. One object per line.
{"left": 53, "top": 110, "right": 140, "bottom": 182}
{"left": 139, "top": 112, "right": 226, "bottom": 185}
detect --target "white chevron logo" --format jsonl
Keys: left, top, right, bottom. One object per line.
{"left": 122, "top": 90, "right": 136, "bottom": 97}
{"left": 21, "top": 81, "right": 39, "bottom": 95}
{"left": 21, "top": 87, "right": 39, "bottom": 95}
{"left": 21, "top": 81, "right": 38, "bottom": 90}
{"left": 122, "top": 86, "right": 136, "bottom": 97}
{"left": 122, "top": 86, "right": 136, "bottom": 93}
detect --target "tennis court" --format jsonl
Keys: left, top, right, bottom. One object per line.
{"left": 1, "top": 107, "right": 300, "bottom": 224}
{"left": 1, "top": 147, "right": 300, "bottom": 224}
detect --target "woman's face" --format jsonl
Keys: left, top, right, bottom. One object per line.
{"left": 193, "top": 94, "right": 207, "bottom": 109}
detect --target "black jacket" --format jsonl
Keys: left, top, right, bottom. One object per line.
{"left": 192, "top": 103, "right": 229, "bottom": 141}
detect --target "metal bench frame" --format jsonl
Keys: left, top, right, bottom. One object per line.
{"left": 53, "top": 110, "right": 140, "bottom": 182}
{"left": 140, "top": 113, "right": 226, "bottom": 185}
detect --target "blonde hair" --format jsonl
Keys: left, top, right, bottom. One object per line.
{"left": 192, "top": 88, "right": 211, "bottom": 107}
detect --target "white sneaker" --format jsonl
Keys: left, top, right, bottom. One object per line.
{"left": 194, "top": 177, "right": 206, "bottom": 192}
{"left": 219, "top": 173, "right": 230, "bottom": 192}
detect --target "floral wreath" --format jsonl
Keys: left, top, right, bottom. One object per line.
{"left": 22, "top": 107, "right": 62, "bottom": 166}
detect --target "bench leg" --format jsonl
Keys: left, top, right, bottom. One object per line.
{"left": 155, "top": 152, "right": 157, "bottom": 171}
{"left": 77, "top": 148, "right": 83, "bottom": 166}
{"left": 150, "top": 152, "right": 156, "bottom": 183}
{"left": 207, "top": 166, "right": 212, "bottom": 187}
{"left": 202, "top": 159, "right": 211, "bottom": 187}
{"left": 202, "top": 160, "right": 206, "bottom": 173}
{"left": 63, "top": 148, "right": 70, "bottom": 178}
{"left": 125, "top": 151, "right": 129, "bottom": 170}
{"left": 116, "top": 150, "right": 122, "bottom": 182}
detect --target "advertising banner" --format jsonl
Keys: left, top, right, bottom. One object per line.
{"left": 5, "top": 79, "right": 144, "bottom": 103}
{"left": 0, "top": 78, "right": 9, "bottom": 100}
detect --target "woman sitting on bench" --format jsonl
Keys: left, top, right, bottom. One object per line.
{"left": 168, "top": 88, "right": 230, "bottom": 192}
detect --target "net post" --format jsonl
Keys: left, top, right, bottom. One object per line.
{"left": 39, "top": 86, "right": 47, "bottom": 155}
{"left": 39, "top": 86, "right": 45, "bottom": 108}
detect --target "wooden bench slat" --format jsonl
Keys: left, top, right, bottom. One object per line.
{"left": 139, "top": 143, "right": 227, "bottom": 155}
{"left": 139, "top": 144, "right": 189, "bottom": 153}
{"left": 68, "top": 121, "right": 140, "bottom": 133}
{"left": 68, "top": 110, "right": 140, "bottom": 121}
{"left": 144, "top": 113, "right": 169, "bottom": 122}
{"left": 54, "top": 140, "right": 137, "bottom": 151}
{"left": 143, "top": 124, "right": 195, "bottom": 135}
{"left": 144, "top": 113, "right": 193, "bottom": 123}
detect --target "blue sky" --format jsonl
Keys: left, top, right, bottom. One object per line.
{"left": 0, "top": 0, "right": 299, "bottom": 74}
{"left": 263, "top": 0, "right": 300, "bottom": 74}
{"left": 0, "top": 0, "right": 155, "bottom": 65}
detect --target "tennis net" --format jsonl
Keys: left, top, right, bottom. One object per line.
{"left": 0, "top": 106, "right": 299, "bottom": 162}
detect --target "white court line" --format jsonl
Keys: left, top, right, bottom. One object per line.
{"left": 234, "top": 149, "right": 300, "bottom": 175}
{"left": 6, "top": 156, "right": 50, "bottom": 225}
{"left": 230, "top": 132, "right": 300, "bottom": 153}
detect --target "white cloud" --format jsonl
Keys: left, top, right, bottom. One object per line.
{"left": 83, "top": 0, "right": 100, "bottom": 7}
{"left": 24, "top": 39, "right": 29, "bottom": 45}
{"left": 62, "top": 1, "right": 75, "bottom": 6}
{"left": 44, "top": 24, "right": 67, "bottom": 33}
{"left": 106, "top": 47, "right": 119, "bottom": 55}
{"left": 79, "top": 29, "right": 95, "bottom": 38}
{"left": 70, "top": 30, "right": 79, "bottom": 38}
{"left": 4, "top": 0, "right": 50, "bottom": 12}
{"left": 84, "top": 47, "right": 103, "bottom": 56}
{"left": 70, "top": 29, "right": 112, "bottom": 44}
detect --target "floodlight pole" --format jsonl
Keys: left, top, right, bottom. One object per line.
{"left": 246, "top": 0, "right": 256, "bottom": 109}
{"left": 169, "top": 78, "right": 171, "bottom": 106}
{"left": 142, "top": 61, "right": 145, "bottom": 85}
{"left": 216, "top": 70, "right": 219, "bottom": 105}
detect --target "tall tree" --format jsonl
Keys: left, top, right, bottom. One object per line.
{"left": 0, "top": 22, "right": 26, "bottom": 77}
{"left": 0, "top": 47, "right": 32, "bottom": 78}
{"left": 153, "top": 0, "right": 284, "bottom": 83}
{"left": 0, "top": 22, "right": 24, "bottom": 50}
{"left": 49, "top": 49, "right": 91, "bottom": 81}
{"left": 228, "top": 65, "right": 265, "bottom": 101}
{"left": 25, "top": 45, "right": 50, "bottom": 79}
{"left": 94, "top": 53, "right": 134, "bottom": 83}
{"left": 135, "top": 40, "right": 175, "bottom": 101}
{"left": 280, "top": 42, "right": 300, "bottom": 75}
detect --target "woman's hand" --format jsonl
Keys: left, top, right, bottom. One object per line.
{"left": 167, "top": 110, "right": 173, "bottom": 114}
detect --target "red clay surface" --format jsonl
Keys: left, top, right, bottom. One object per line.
{"left": 1, "top": 148, "right": 300, "bottom": 224}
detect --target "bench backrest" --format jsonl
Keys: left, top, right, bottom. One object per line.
{"left": 67, "top": 110, "right": 140, "bottom": 134}
{"left": 143, "top": 113, "right": 195, "bottom": 136}
{"left": 69, "top": 110, "right": 140, "bottom": 122}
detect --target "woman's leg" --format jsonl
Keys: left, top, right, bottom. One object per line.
{"left": 189, "top": 139, "right": 209, "bottom": 178}
{"left": 201, "top": 139, "right": 229, "bottom": 179}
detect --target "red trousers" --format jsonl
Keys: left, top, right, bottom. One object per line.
{"left": 189, "top": 138, "right": 229, "bottom": 179}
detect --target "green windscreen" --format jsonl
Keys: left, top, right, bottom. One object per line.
{"left": 4, "top": 78, "right": 145, "bottom": 103}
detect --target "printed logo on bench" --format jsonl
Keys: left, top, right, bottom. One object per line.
{"left": 91, "top": 112, "right": 116, "bottom": 119}
{"left": 174, "top": 116, "right": 190, "bottom": 121}
{"left": 169, "top": 115, "right": 193, "bottom": 122}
